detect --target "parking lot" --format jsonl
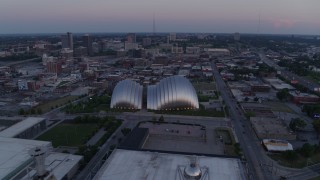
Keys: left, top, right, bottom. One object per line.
{"left": 140, "top": 122, "right": 225, "bottom": 155}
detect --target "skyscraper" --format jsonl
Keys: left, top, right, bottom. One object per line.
{"left": 82, "top": 34, "right": 93, "bottom": 56}
{"left": 169, "top": 33, "right": 176, "bottom": 42}
{"left": 234, "top": 32, "right": 240, "bottom": 41}
{"left": 61, "top": 32, "right": 73, "bottom": 49}
{"left": 127, "top": 33, "right": 136, "bottom": 43}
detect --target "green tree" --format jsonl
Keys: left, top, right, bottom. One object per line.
{"left": 289, "top": 118, "right": 307, "bottom": 131}
{"left": 312, "top": 119, "right": 320, "bottom": 138}
{"left": 30, "top": 109, "right": 36, "bottom": 114}
{"left": 299, "top": 143, "right": 315, "bottom": 157}
{"left": 159, "top": 115, "right": 164, "bottom": 122}
{"left": 277, "top": 88, "right": 290, "bottom": 101}
{"left": 18, "top": 108, "right": 25, "bottom": 115}
{"left": 282, "top": 150, "right": 298, "bottom": 161}
{"left": 37, "top": 108, "right": 42, "bottom": 115}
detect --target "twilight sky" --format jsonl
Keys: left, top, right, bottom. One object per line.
{"left": 0, "top": 0, "right": 319, "bottom": 34}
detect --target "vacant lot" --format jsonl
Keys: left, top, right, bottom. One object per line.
{"left": 37, "top": 96, "right": 78, "bottom": 113}
{"left": 215, "top": 128, "right": 238, "bottom": 156}
{"left": 264, "top": 101, "right": 294, "bottom": 113}
{"left": 37, "top": 123, "right": 98, "bottom": 147}
{"left": 270, "top": 152, "right": 320, "bottom": 169}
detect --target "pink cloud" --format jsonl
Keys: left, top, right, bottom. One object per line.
{"left": 272, "top": 19, "right": 296, "bottom": 28}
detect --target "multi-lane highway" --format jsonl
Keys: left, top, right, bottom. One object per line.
{"left": 259, "top": 52, "right": 320, "bottom": 92}
{"left": 211, "top": 61, "right": 273, "bottom": 180}
{"left": 211, "top": 58, "right": 320, "bottom": 180}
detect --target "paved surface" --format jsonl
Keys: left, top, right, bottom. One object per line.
{"left": 86, "top": 128, "right": 106, "bottom": 146}
{"left": 259, "top": 51, "right": 320, "bottom": 92}
{"left": 211, "top": 61, "right": 276, "bottom": 180}
{"left": 211, "top": 59, "right": 320, "bottom": 179}
{"left": 76, "top": 120, "right": 129, "bottom": 180}
{"left": 141, "top": 122, "right": 224, "bottom": 155}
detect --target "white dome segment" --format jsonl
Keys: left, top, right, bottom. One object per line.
{"left": 110, "top": 79, "right": 143, "bottom": 109}
{"left": 147, "top": 76, "right": 199, "bottom": 110}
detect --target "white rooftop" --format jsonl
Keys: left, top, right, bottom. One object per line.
{"left": 21, "top": 153, "right": 83, "bottom": 180}
{"left": 94, "top": 149, "right": 246, "bottom": 180}
{"left": 262, "top": 139, "right": 293, "bottom": 152}
{"left": 0, "top": 117, "right": 45, "bottom": 138}
{"left": 0, "top": 137, "right": 51, "bottom": 179}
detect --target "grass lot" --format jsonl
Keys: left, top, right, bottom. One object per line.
{"left": 304, "top": 72, "right": 320, "bottom": 84}
{"left": 215, "top": 128, "right": 239, "bottom": 156}
{"left": 264, "top": 101, "right": 294, "bottom": 113}
{"left": 37, "top": 123, "right": 98, "bottom": 147}
{"left": 310, "top": 176, "right": 320, "bottom": 180}
{"left": 269, "top": 153, "right": 320, "bottom": 168}
{"left": 37, "top": 96, "right": 78, "bottom": 113}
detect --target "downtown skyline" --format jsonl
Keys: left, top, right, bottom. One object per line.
{"left": 0, "top": 0, "right": 319, "bottom": 35}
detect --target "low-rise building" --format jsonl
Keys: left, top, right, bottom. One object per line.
{"left": 250, "top": 117, "right": 296, "bottom": 140}
{"left": 93, "top": 149, "right": 246, "bottom": 180}
{"left": 289, "top": 91, "right": 320, "bottom": 104}
{"left": 0, "top": 117, "right": 46, "bottom": 139}
{"left": 186, "top": 47, "right": 200, "bottom": 54}
{"left": 262, "top": 139, "right": 293, "bottom": 152}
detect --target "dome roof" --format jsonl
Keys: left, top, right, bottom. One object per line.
{"left": 110, "top": 79, "right": 143, "bottom": 109}
{"left": 147, "top": 76, "right": 199, "bottom": 110}
{"left": 184, "top": 163, "right": 202, "bottom": 179}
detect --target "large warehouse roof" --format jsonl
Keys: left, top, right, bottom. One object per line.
{"left": 110, "top": 79, "right": 143, "bottom": 109}
{"left": 0, "top": 117, "right": 45, "bottom": 138}
{"left": 0, "top": 137, "right": 51, "bottom": 179}
{"left": 93, "top": 149, "right": 246, "bottom": 180}
{"left": 147, "top": 75, "right": 199, "bottom": 110}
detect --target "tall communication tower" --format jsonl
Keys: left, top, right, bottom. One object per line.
{"left": 153, "top": 13, "right": 156, "bottom": 35}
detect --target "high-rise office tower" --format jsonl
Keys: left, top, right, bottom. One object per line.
{"left": 169, "top": 33, "right": 176, "bottom": 41}
{"left": 234, "top": 32, "right": 240, "bottom": 41}
{"left": 61, "top": 32, "right": 73, "bottom": 49}
{"left": 127, "top": 33, "right": 136, "bottom": 43}
{"left": 82, "top": 34, "right": 93, "bottom": 56}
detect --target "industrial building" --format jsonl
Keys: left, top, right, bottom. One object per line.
{"left": 289, "top": 91, "right": 320, "bottom": 104}
{"left": 0, "top": 137, "right": 82, "bottom": 180}
{"left": 93, "top": 149, "right": 246, "bottom": 180}
{"left": 0, "top": 117, "right": 46, "bottom": 139}
{"left": 262, "top": 139, "right": 293, "bottom": 152}
{"left": 250, "top": 117, "right": 296, "bottom": 140}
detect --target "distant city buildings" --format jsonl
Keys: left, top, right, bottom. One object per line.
{"left": 61, "top": 32, "right": 73, "bottom": 49}
{"left": 126, "top": 33, "right": 136, "bottom": 43}
{"left": 234, "top": 32, "right": 240, "bottom": 41}
{"left": 169, "top": 32, "right": 176, "bottom": 41}
{"left": 142, "top": 38, "right": 152, "bottom": 46}
{"left": 46, "top": 60, "right": 62, "bottom": 74}
{"left": 82, "top": 34, "right": 93, "bottom": 56}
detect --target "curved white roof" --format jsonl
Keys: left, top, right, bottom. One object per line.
{"left": 147, "top": 76, "right": 199, "bottom": 110}
{"left": 110, "top": 79, "right": 143, "bottom": 109}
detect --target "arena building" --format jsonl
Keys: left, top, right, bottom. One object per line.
{"left": 110, "top": 79, "right": 143, "bottom": 109}
{"left": 147, "top": 76, "right": 199, "bottom": 110}
{"left": 110, "top": 76, "right": 199, "bottom": 110}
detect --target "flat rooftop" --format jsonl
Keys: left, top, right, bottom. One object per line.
{"left": 21, "top": 152, "right": 83, "bottom": 180}
{"left": 250, "top": 117, "right": 295, "bottom": 140}
{"left": 264, "top": 78, "right": 295, "bottom": 90}
{"left": 0, "top": 137, "right": 51, "bottom": 179}
{"left": 251, "top": 117, "right": 288, "bottom": 134}
{"left": 138, "top": 122, "right": 224, "bottom": 155}
{"left": 94, "top": 149, "right": 246, "bottom": 180}
{"left": 0, "top": 117, "right": 45, "bottom": 138}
